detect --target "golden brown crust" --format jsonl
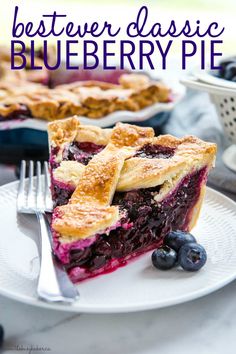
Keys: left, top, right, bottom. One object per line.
{"left": 48, "top": 116, "right": 80, "bottom": 147}
{"left": 75, "top": 125, "right": 112, "bottom": 145}
{"left": 49, "top": 119, "right": 217, "bottom": 192}
{"left": 119, "top": 74, "right": 150, "bottom": 89}
{"left": 53, "top": 161, "right": 85, "bottom": 187}
{"left": 117, "top": 135, "right": 216, "bottom": 191}
{"left": 0, "top": 80, "right": 45, "bottom": 101}
{"left": 117, "top": 156, "right": 188, "bottom": 191}
{"left": 110, "top": 122, "right": 154, "bottom": 147}
{"left": 52, "top": 204, "right": 119, "bottom": 239}
{"left": 52, "top": 145, "right": 129, "bottom": 240}
{"left": 70, "top": 144, "right": 132, "bottom": 206}
{"left": 58, "top": 80, "right": 119, "bottom": 91}
{"left": 0, "top": 74, "right": 170, "bottom": 121}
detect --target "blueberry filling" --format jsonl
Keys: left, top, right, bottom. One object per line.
{"left": 51, "top": 185, "right": 74, "bottom": 207}
{"left": 63, "top": 167, "right": 207, "bottom": 277}
{"left": 134, "top": 143, "right": 175, "bottom": 159}
{"left": 63, "top": 142, "right": 105, "bottom": 165}
{"left": 49, "top": 146, "right": 60, "bottom": 169}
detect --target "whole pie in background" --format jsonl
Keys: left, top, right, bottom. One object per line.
{"left": 0, "top": 73, "right": 170, "bottom": 121}
{"left": 0, "top": 46, "right": 170, "bottom": 122}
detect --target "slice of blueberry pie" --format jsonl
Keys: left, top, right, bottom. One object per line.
{"left": 48, "top": 117, "right": 217, "bottom": 282}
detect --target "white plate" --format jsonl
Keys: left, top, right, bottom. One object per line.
{"left": 0, "top": 182, "right": 236, "bottom": 313}
{"left": 180, "top": 76, "right": 236, "bottom": 96}
{"left": 0, "top": 81, "right": 185, "bottom": 131}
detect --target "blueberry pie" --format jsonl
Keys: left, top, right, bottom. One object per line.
{"left": 48, "top": 117, "right": 216, "bottom": 282}
{"left": 0, "top": 74, "right": 170, "bottom": 121}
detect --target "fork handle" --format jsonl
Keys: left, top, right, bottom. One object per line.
{"left": 36, "top": 212, "right": 79, "bottom": 303}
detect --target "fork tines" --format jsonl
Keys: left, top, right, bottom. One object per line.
{"left": 17, "top": 160, "right": 53, "bottom": 213}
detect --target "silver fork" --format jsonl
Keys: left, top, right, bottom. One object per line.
{"left": 17, "top": 160, "right": 79, "bottom": 303}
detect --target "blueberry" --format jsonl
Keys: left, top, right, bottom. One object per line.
{"left": 224, "top": 63, "right": 236, "bottom": 81}
{"left": 164, "top": 231, "right": 196, "bottom": 252}
{"left": 91, "top": 255, "right": 106, "bottom": 270}
{"left": 0, "top": 325, "right": 4, "bottom": 348}
{"left": 178, "top": 243, "right": 207, "bottom": 271}
{"left": 152, "top": 246, "right": 177, "bottom": 270}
